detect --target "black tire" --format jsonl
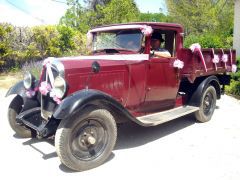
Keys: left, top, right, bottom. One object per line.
{"left": 195, "top": 86, "right": 217, "bottom": 123}
{"left": 8, "top": 95, "right": 32, "bottom": 138}
{"left": 55, "top": 108, "right": 117, "bottom": 171}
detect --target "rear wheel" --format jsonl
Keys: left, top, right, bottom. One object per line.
{"left": 8, "top": 95, "right": 32, "bottom": 138}
{"left": 195, "top": 86, "right": 217, "bottom": 122}
{"left": 55, "top": 108, "right": 117, "bottom": 171}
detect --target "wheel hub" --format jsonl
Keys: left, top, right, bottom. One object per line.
{"left": 80, "top": 132, "right": 97, "bottom": 146}
{"left": 203, "top": 92, "right": 213, "bottom": 115}
{"left": 87, "top": 136, "right": 96, "bottom": 145}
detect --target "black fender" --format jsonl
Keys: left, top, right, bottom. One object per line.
{"left": 53, "top": 89, "right": 139, "bottom": 124}
{"left": 5, "top": 80, "right": 26, "bottom": 97}
{"left": 5, "top": 80, "right": 40, "bottom": 111}
{"left": 189, "top": 75, "right": 221, "bottom": 107}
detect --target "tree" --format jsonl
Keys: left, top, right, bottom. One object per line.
{"left": 166, "top": 0, "right": 234, "bottom": 35}
{"left": 0, "top": 23, "right": 13, "bottom": 60}
{"left": 84, "top": 0, "right": 111, "bottom": 11}
{"left": 60, "top": 0, "right": 140, "bottom": 33}
{"left": 96, "top": 0, "right": 140, "bottom": 25}
{"left": 60, "top": 0, "right": 86, "bottom": 30}
{"left": 139, "top": 12, "right": 171, "bottom": 22}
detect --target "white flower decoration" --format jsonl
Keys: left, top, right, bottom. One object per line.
{"left": 189, "top": 43, "right": 201, "bottom": 52}
{"left": 232, "top": 64, "right": 237, "bottom": 73}
{"left": 173, "top": 59, "right": 184, "bottom": 69}
{"left": 213, "top": 55, "right": 219, "bottom": 63}
{"left": 141, "top": 25, "right": 153, "bottom": 36}
{"left": 222, "top": 54, "right": 228, "bottom": 63}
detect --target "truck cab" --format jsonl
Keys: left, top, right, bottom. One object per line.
{"left": 6, "top": 22, "right": 237, "bottom": 171}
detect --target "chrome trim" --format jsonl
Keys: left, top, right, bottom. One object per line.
{"left": 23, "top": 71, "right": 33, "bottom": 90}
{"left": 51, "top": 59, "right": 65, "bottom": 78}
{"left": 53, "top": 76, "right": 67, "bottom": 98}
{"left": 41, "top": 95, "right": 53, "bottom": 120}
{"left": 40, "top": 58, "right": 65, "bottom": 120}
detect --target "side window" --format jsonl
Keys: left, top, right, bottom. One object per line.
{"left": 165, "top": 31, "right": 177, "bottom": 57}
{"left": 151, "top": 29, "right": 177, "bottom": 57}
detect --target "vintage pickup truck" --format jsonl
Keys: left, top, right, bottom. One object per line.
{"left": 6, "top": 22, "right": 237, "bottom": 171}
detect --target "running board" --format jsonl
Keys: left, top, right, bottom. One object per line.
{"left": 137, "top": 106, "right": 199, "bottom": 126}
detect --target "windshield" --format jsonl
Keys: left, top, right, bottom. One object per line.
{"left": 92, "top": 29, "right": 143, "bottom": 52}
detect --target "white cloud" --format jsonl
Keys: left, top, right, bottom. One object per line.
{"left": 0, "top": 0, "right": 68, "bottom": 26}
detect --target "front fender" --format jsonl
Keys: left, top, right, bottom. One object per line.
{"left": 5, "top": 80, "right": 40, "bottom": 111}
{"left": 53, "top": 89, "right": 138, "bottom": 123}
{"left": 5, "top": 80, "right": 26, "bottom": 97}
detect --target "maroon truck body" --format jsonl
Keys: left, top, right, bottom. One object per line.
{"left": 6, "top": 22, "right": 237, "bottom": 171}
{"left": 58, "top": 22, "right": 236, "bottom": 116}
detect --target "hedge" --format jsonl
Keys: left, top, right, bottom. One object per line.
{"left": 0, "top": 23, "right": 87, "bottom": 72}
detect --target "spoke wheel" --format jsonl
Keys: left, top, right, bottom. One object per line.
{"left": 195, "top": 86, "right": 217, "bottom": 123}
{"left": 55, "top": 108, "right": 117, "bottom": 171}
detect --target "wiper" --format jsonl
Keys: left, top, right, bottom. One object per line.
{"left": 93, "top": 48, "right": 120, "bottom": 54}
{"left": 115, "top": 48, "right": 137, "bottom": 52}
{"left": 93, "top": 48, "right": 139, "bottom": 54}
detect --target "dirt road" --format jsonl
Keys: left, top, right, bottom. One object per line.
{"left": 1, "top": 90, "right": 240, "bottom": 180}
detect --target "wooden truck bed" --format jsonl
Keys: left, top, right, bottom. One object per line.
{"left": 179, "top": 48, "right": 236, "bottom": 82}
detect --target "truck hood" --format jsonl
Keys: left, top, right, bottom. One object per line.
{"left": 58, "top": 54, "right": 149, "bottom": 73}
{"left": 55, "top": 54, "right": 149, "bottom": 95}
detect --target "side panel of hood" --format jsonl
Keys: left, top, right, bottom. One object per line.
{"left": 58, "top": 55, "right": 148, "bottom": 107}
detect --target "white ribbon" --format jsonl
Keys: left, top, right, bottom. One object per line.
{"left": 189, "top": 43, "right": 207, "bottom": 72}
{"left": 211, "top": 48, "right": 219, "bottom": 70}
{"left": 40, "top": 57, "right": 62, "bottom": 104}
{"left": 221, "top": 49, "right": 227, "bottom": 69}
{"left": 43, "top": 57, "right": 55, "bottom": 88}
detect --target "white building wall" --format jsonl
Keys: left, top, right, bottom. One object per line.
{"left": 233, "top": 0, "right": 240, "bottom": 57}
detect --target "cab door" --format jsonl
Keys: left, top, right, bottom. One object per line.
{"left": 142, "top": 56, "right": 180, "bottom": 113}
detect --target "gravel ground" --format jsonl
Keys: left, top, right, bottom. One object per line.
{"left": 1, "top": 90, "right": 240, "bottom": 180}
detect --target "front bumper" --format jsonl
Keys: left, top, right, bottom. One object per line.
{"left": 16, "top": 88, "right": 61, "bottom": 137}
{"left": 16, "top": 100, "right": 59, "bottom": 138}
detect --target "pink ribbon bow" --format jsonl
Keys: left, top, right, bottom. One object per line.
{"left": 39, "top": 81, "right": 51, "bottom": 95}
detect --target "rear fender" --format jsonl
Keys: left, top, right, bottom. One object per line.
{"left": 189, "top": 76, "right": 221, "bottom": 107}
{"left": 53, "top": 89, "right": 138, "bottom": 124}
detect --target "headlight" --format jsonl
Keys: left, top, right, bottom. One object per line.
{"left": 52, "top": 76, "right": 66, "bottom": 98}
{"left": 23, "top": 71, "right": 34, "bottom": 90}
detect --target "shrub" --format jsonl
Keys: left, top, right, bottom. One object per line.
{"left": 0, "top": 23, "right": 88, "bottom": 72}
{"left": 21, "top": 60, "right": 43, "bottom": 79}
{"left": 184, "top": 33, "right": 232, "bottom": 48}
{"left": 226, "top": 57, "right": 240, "bottom": 97}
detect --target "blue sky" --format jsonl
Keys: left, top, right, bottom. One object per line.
{"left": 0, "top": 0, "right": 167, "bottom": 26}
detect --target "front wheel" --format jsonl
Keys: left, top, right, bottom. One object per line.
{"left": 55, "top": 108, "right": 117, "bottom": 171}
{"left": 195, "top": 86, "right": 217, "bottom": 123}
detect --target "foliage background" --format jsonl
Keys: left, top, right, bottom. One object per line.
{"left": 0, "top": 0, "right": 239, "bottom": 96}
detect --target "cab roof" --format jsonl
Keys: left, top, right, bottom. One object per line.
{"left": 92, "top": 22, "right": 184, "bottom": 33}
